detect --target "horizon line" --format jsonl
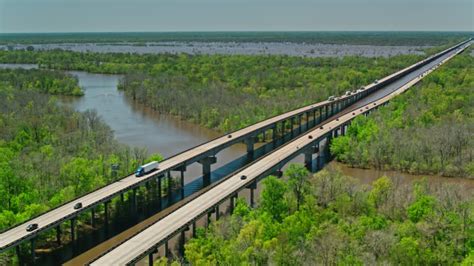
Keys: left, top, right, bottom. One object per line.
{"left": 1, "top": 30, "right": 473, "bottom": 35}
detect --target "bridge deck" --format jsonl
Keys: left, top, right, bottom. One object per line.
{"left": 90, "top": 42, "right": 471, "bottom": 265}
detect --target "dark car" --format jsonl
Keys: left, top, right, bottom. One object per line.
{"left": 26, "top": 223, "right": 38, "bottom": 232}
{"left": 74, "top": 202, "right": 83, "bottom": 210}
{"left": 240, "top": 175, "right": 247, "bottom": 180}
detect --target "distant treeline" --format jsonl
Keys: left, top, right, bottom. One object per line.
{"left": 331, "top": 47, "right": 474, "bottom": 177}
{"left": 0, "top": 31, "right": 470, "bottom": 46}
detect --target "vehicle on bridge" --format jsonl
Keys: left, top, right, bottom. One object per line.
{"left": 135, "top": 161, "right": 159, "bottom": 177}
{"left": 25, "top": 223, "right": 38, "bottom": 232}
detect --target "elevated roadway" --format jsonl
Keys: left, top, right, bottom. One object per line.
{"left": 0, "top": 39, "right": 469, "bottom": 254}
{"left": 90, "top": 41, "right": 471, "bottom": 265}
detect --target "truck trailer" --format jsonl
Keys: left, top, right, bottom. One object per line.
{"left": 135, "top": 161, "right": 159, "bottom": 177}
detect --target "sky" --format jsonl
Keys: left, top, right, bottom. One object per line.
{"left": 0, "top": 0, "right": 472, "bottom": 33}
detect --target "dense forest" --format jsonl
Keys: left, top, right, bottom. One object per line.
{"left": 331, "top": 47, "right": 474, "bottom": 177}
{"left": 116, "top": 54, "right": 426, "bottom": 131}
{"left": 0, "top": 68, "right": 159, "bottom": 232}
{"left": 0, "top": 31, "right": 469, "bottom": 46}
{"left": 172, "top": 164, "right": 473, "bottom": 265}
{"left": 0, "top": 68, "right": 83, "bottom": 96}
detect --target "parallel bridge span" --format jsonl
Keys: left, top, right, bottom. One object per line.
{"left": 0, "top": 38, "right": 469, "bottom": 257}
{"left": 90, "top": 40, "right": 471, "bottom": 265}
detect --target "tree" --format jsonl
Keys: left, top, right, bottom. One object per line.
{"left": 285, "top": 164, "right": 310, "bottom": 210}
{"left": 260, "top": 176, "right": 288, "bottom": 222}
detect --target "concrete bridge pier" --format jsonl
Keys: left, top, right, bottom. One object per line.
{"left": 290, "top": 117, "right": 295, "bottom": 137}
{"left": 281, "top": 120, "right": 286, "bottom": 138}
{"left": 165, "top": 241, "right": 170, "bottom": 258}
{"left": 215, "top": 205, "right": 220, "bottom": 220}
{"left": 70, "top": 218, "right": 76, "bottom": 242}
{"left": 304, "top": 144, "right": 319, "bottom": 172}
{"left": 104, "top": 201, "right": 110, "bottom": 226}
{"left": 166, "top": 172, "right": 172, "bottom": 200}
{"left": 174, "top": 165, "right": 187, "bottom": 199}
{"left": 272, "top": 125, "right": 277, "bottom": 142}
{"left": 245, "top": 138, "right": 255, "bottom": 159}
{"left": 56, "top": 225, "right": 61, "bottom": 245}
{"left": 206, "top": 211, "right": 212, "bottom": 227}
{"left": 179, "top": 230, "right": 186, "bottom": 257}
{"left": 131, "top": 187, "right": 138, "bottom": 212}
{"left": 30, "top": 237, "right": 36, "bottom": 265}
{"left": 148, "top": 248, "right": 158, "bottom": 266}
{"left": 247, "top": 181, "right": 257, "bottom": 207}
{"left": 199, "top": 156, "right": 217, "bottom": 186}
{"left": 157, "top": 175, "right": 162, "bottom": 209}
{"left": 16, "top": 246, "right": 21, "bottom": 266}
{"left": 298, "top": 115, "right": 303, "bottom": 134}
{"left": 229, "top": 193, "right": 238, "bottom": 214}
{"left": 91, "top": 207, "right": 95, "bottom": 228}
{"left": 192, "top": 221, "right": 197, "bottom": 237}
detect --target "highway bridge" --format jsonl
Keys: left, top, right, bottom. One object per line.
{"left": 0, "top": 39, "right": 470, "bottom": 264}
{"left": 90, "top": 40, "right": 471, "bottom": 265}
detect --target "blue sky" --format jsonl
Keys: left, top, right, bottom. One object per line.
{"left": 0, "top": 0, "right": 472, "bottom": 33}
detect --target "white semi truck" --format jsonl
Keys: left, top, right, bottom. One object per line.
{"left": 135, "top": 161, "right": 159, "bottom": 177}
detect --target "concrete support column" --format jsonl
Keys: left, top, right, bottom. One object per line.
{"left": 305, "top": 112, "right": 311, "bottom": 130}
{"left": 148, "top": 253, "right": 154, "bottom": 266}
{"left": 132, "top": 187, "right": 138, "bottom": 212}
{"left": 230, "top": 196, "right": 235, "bottom": 214}
{"left": 248, "top": 181, "right": 257, "bottom": 208}
{"left": 303, "top": 144, "right": 319, "bottom": 172}
{"left": 56, "top": 225, "right": 61, "bottom": 245}
{"left": 215, "top": 205, "right": 220, "bottom": 220}
{"left": 91, "top": 208, "right": 95, "bottom": 228}
{"left": 157, "top": 176, "right": 162, "bottom": 209}
{"left": 16, "top": 246, "right": 21, "bottom": 266}
{"left": 325, "top": 135, "right": 333, "bottom": 160}
{"left": 312, "top": 110, "right": 317, "bottom": 127}
{"left": 167, "top": 171, "right": 172, "bottom": 200}
{"left": 180, "top": 169, "right": 185, "bottom": 199}
{"left": 179, "top": 230, "right": 186, "bottom": 256}
{"left": 341, "top": 124, "right": 346, "bottom": 136}
{"left": 272, "top": 125, "right": 277, "bottom": 141}
{"left": 199, "top": 156, "right": 217, "bottom": 186}
{"left": 315, "top": 154, "right": 321, "bottom": 171}
{"left": 207, "top": 212, "right": 212, "bottom": 227}
{"left": 120, "top": 193, "right": 124, "bottom": 203}
{"left": 192, "top": 221, "right": 197, "bottom": 237}
{"left": 298, "top": 115, "right": 303, "bottom": 134}
{"left": 324, "top": 105, "right": 328, "bottom": 120}
{"left": 245, "top": 138, "right": 255, "bottom": 157}
{"left": 104, "top": 201, "right": 109, "bottom": 225}
{"left": 165, "top": 241, "right": 170, "bottom": 258}
{"left": 30, "top": 238, "right": 36, "bottom": 265}
{"left": 290, "top": 116, "right": 295, "bottom": 137}
{"left": 70, "top": 218, "right": 76, "bottom": 242}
